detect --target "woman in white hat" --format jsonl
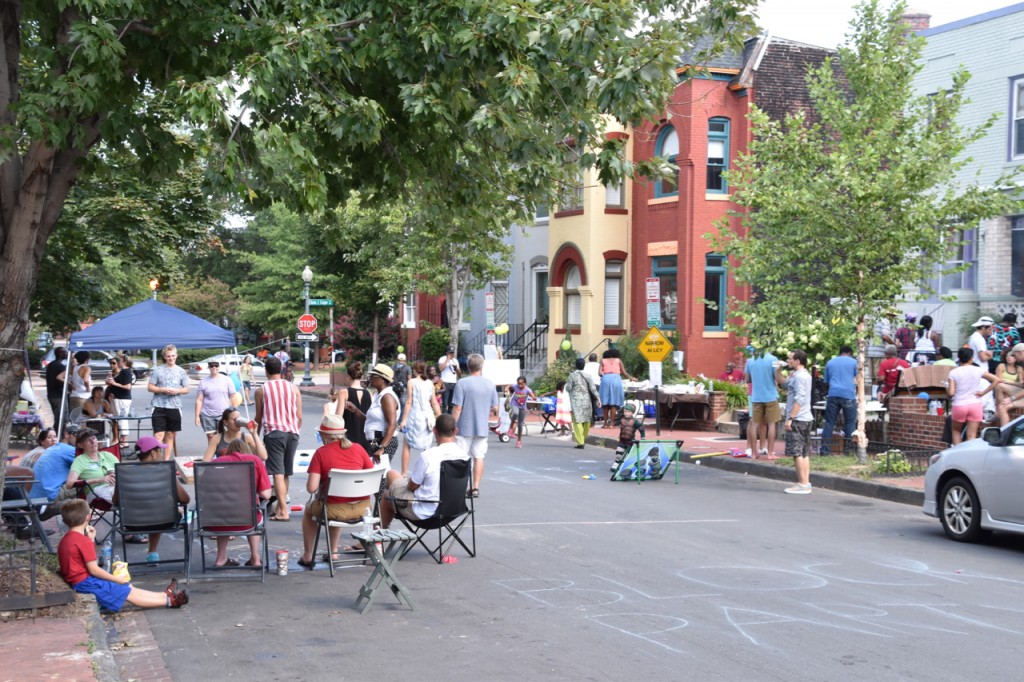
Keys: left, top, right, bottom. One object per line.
{"left": 298, "top": 414, "right": 374, "bottom": 568}
{"left": 348, "top": 363, "right": 400, "bottom": 468}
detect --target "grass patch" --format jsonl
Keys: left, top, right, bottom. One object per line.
{"left": 760, "top": 454, "right": 875, "bottom": 479}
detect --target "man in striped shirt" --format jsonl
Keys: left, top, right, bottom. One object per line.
{"left": 255, "top": 357, "right": 302, "bottom": 521}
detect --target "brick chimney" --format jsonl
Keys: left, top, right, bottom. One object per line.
{"left": 900, "top": 8, "right": 932, "bottom": 31}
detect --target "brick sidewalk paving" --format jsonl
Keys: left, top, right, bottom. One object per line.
{"left": 0, "top": 616, "right": 98, "bottom": 681}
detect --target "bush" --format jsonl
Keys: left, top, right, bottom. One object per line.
{"left": 874, "top": 449, "right": 912, "bottom": 475}
{"left": 613, "top": 332, "right": 685, "bottom": 384}
{"left": 333, "top": 310, "right": 401, "bottom": 363}
{"left": 532, "top": 354, "right": 580, "bottom": 395}
{"left": 418, "top": 325, "right": 450, "bottom": 365}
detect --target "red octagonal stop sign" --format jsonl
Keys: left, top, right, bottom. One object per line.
{"left": 297, "top": 314, "right": 318, "bottom": 334}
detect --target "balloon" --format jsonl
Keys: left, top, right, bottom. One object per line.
{"left": 495, "top": 323, "right": 509, "bottom": 335}
{"left": 917, "top": 392, "right": 929, "bottom": 400}
{"left": 397, "top": 345, "right": 404, "bottom": 354}
{"left": 560, "top": 339, "right": 572, "bottom": 351}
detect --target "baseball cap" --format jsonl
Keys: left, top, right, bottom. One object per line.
{"left": 972, "top": 316, "right": 995, "bottom": 327}
{"left": 397, "top": 353, "right": 406, "bottom": 361}
{"left": 136, "top": 435, "right": 168, "bottom": 453}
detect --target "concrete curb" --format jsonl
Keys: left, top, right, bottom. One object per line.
{"left": 585, "top": 434, "right": 925, "bottom": 507}
{"left": 83, "top": 600, "right": 119, "bottom": 682}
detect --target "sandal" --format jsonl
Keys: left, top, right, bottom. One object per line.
{"left": 244, "top": 558, "right": 262, "bottom": 567}
{"left": 213, "top": 558, "right": 240, "bottom": 568}
{"left": 466, "top": 488, "right": 480, "bottom": 499}
{"left": 296, "top": 557, "right": 315, "bottom": 569}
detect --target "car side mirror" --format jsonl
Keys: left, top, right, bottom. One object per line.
{"left": 981, "top": 427, "right": 1002, "bottom": 445}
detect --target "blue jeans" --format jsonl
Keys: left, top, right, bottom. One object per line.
{"left": 821, "top": 397, "right": 857, "bottom": 455}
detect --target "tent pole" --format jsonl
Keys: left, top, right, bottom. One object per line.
{"left": 57, "top": 335, "right": 72, "bottom": 436}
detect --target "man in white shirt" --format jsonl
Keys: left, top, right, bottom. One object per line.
{"left": 967, "top": 316, "right": 994, "bottom": 368}
{"left": 380, "top": 414, "right": 468, "bottom": 527}
{"left": 438, "top": 346, "right": 461, "bottom": 413}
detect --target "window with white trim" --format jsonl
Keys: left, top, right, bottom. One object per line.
{"left": 402, "top": 292, "right": 416, "bottom": 329}
{"left": 654, "top": 126, "right": 679, "bottom": 197}
{"left": 604, "top": 261, "right": 623, "bottom": 328}
{"left": 605, "top": 181, "right": 624, "bottom": 208}
{"left": 1013, "top": 77, "right": 1024, "bottom": 160}
{"left": 564, "top": 264, "right": 582, "bottom": 330}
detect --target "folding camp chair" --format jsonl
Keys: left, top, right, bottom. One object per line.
{"left": 113, "top": 461, "right": 189, "bottom": 571}
{"left": 189, "top": 461, "right": 268, "bottom": 584}
{"left": 310, "top": 464, "right": 388, "bottom": 577}
{"left": 73, "top": 444, "right": 122, "bottom": 544}
{"left": 394, "top": 459, "right": 476, "bottom": 563}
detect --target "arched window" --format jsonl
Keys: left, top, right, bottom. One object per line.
{"left": 707, "top": 117, "right": 730, "bottom": 193}
{"left": 654, "top": 126, "right": 679, "bottom": 197}
{"left": 565, "top": 264, "right": 582, "bottom": 331}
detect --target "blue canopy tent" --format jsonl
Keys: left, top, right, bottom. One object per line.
{"left": 60, "top": 299, "right": 237, "bottom": 435}
{"left": 69, "top": 299, "right": 235, "bottom": 351}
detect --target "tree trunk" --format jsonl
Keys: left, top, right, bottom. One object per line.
{"left": 0, "top": 142, "right": 88, "bottom": 490}
{"left": 855, "top": 319, "right": 869, "bottom": 465}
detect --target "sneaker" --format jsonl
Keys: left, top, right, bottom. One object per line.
{"left": 784, "top": 483, "right": 812, "bottom": 495}
{"left": 146, "top": 552, "right": 160, "bottom": 564}
{"left": 168, "top": 590, "right": 189, "bottom": 609}
{"left": 507, "top": 428, "right": 516, "bottom": 438}
{"left": 516, "top": 440, "right": 523, "bottom": 448}
{"left": 759, "top": 448, "right": 769, "bottom": 456}
{"left": 743, "top": 448, "right": 752, "bottom": 457}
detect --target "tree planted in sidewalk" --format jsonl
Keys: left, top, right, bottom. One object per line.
{"left": 708, "top": 0, "right": 1021, "bottom": 460}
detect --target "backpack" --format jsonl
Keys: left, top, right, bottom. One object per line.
{"left": 392, "top": 363, "right": 411, "bottom": 400}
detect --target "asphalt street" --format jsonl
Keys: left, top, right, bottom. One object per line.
{"left": 114, "top": 383, "right": 1024, "bottom": 681}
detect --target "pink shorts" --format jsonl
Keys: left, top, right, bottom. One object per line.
{"left": 951, "top": 402, "right": 983, "bottom": 423}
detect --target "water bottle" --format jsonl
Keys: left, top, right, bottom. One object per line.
{"left": 362, "top": 508, "right": 374, "bottom": 540}
{"left": 101, "top": 540, "right": 112, "bottom": 570}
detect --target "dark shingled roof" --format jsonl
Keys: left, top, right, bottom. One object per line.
{"left": 676, "top": 35, "right": 746, "bottom": 71}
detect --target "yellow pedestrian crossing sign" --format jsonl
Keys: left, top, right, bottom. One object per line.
{"left": 639, "top": 326, "right": 673, "bottom": 363}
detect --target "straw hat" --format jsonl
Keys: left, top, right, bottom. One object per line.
{"left": 368, "top": 363, "right": 394, "bottom": 383}
{"left": 317, "top": 413, "right": 347, "bottom": 436}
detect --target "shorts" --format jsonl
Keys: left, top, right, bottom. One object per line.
{"left": 264, "top": 431, "right": 299, "bottom": 476}
{"left": 456, "top": 435, "right": 488, "bottom": 459}
{"left": 152, "top": 407, "right": 182, "bottom": 433}
{"left": 784, "top": 420, "right": 813, "bottom": 457}
{"left": 309, "top": 498, "right": 370, "bottom": 523}
{"left": 387, "top": 478, "right": 426, "bottom": 521}
{"left": 751, "top": 401, "right": 781, "bottom": 424}
{"left": 951, "top": 402, "right": 983, "bottom": 423}
{"left": 72, "top": 576, "right": 132, "bottom": 612}
{"left": 200, "top": 413, "right": 220, "bottom": 434}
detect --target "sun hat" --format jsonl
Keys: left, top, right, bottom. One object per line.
{"left": 317, "top": 413, "right": 347, "bottom": 436}
{"left": 136, "top": 435, "right": 168, "bottom": 453}
{"left": 368, "top": 363, "right": 395, "bottom": 383}
{"left": 972, "top": 316, "right": 995, "bottom": 327}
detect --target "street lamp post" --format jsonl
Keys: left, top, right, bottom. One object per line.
{"left": 300, "top": 265, "right": 314, "bottom": 387}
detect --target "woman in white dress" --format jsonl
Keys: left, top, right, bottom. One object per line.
{"left": 398, "top": 361, "right": 441, "bottom": 475}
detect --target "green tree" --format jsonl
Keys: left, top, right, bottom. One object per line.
{"left": 708, "top": 0, "right": 1021, "bottom": 460}
{"left": 163, "top": 276, "right": 239, "bottom": 327}
{"left": 1, "top": 1, "right": 759, "bottom": 487}
{"left": 328, "top": 190, "right": 512, "bottom": 357}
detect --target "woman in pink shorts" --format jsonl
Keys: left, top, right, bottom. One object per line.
{"left": 947, "top": 347, "right": 1000, "bottom": 444}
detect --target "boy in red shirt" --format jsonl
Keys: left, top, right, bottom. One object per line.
{"left": 57, "top": 499, "right": 188, "bottom": 610}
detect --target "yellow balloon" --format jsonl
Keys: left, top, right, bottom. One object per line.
{"left": 495, "top": 323, "right": 509, "bottom": 335}
{"left": 560, "top": 339, "right": 572, "bottom": 351}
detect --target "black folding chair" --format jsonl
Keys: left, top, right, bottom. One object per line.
{"left": 310, "top": 464, "right": 388, "bottom": 577}
{"left": 189, "top": 461, "right": 268, "bottom": 584}
{"left": 393, "top": 459, "right": 476, "bottom": 563}
{"left": 113, "top": 461, "right": 189, "bottom": 571}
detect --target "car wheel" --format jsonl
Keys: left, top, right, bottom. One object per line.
{"left": 939, "top": 476, "right": 988, "bottom": 542}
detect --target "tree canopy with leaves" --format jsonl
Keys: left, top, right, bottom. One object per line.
{"left": 0, "top": 1, "right": 758, "bottom": 476}
{"left": 709, "top": 0, "right": 1021, "bottom": 457}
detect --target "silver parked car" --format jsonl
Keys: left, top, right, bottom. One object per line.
{"left": 923, "top": 418, "right": 1024, "bottom": 542}
{"left": 187, "top": 354, "right": 266, "bottom": 383}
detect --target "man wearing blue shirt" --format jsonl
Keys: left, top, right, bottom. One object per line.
{"left": 821, "top": 345, "right": 859, "bottom": 456}
{"left": 744, "top": 348, "right": 782, "bottom": 458}
{"left": 30, "top": 424, "right": 80, "bottom": 518}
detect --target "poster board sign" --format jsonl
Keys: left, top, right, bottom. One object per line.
{"left": 482, "top": 359, "right": 520, "bottom": 386}
{"left": 611, "top": 440, "right": 684, "bottom": 483}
